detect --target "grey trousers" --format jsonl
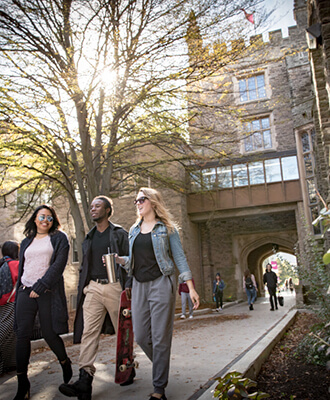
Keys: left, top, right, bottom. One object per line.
{"left": 132, "top": 275, "right": 176, "bottom": 395}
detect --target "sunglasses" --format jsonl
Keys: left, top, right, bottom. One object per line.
{"left": 38, "top": 215, "right": 54, "bottom": 222}
{"left": 134, "top": 196, "right": 148, "bottom": 205}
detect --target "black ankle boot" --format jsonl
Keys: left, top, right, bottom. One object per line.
{"left": 60, "top": 357, "right": 73, "bottom": 383}
{"left": 13, "top": 372, "right": 30, "bottom": 400}
{"left": 59, "top": 368, "right": 93, "bottom": 399}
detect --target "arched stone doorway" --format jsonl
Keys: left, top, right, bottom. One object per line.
{"left": 234, "top": 231, "right": 297, "bottom": 299}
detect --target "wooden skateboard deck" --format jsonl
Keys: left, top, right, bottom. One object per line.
{"left": 115, "top": 290, "right": 137, "bottom": 384}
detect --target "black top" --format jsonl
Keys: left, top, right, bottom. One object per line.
{"left": 74, "top": 222, "right": 130, "bottom": 344}
{"left": 133, "top": 232, "right": 162, "bottom": 282}
{"left": 90, "top": 225, "right": 110, "bottom": 280}
{"left": 263, "top": 270, "right": 278, "bottom": 288}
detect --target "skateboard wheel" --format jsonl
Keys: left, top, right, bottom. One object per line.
{"left": 133, "top": 361, "right": 139, "bottom": 369}
{"left": 119, "top": 364, "right": 127, "bottom": 372}
{"left": 122, "top": 308, "right": 131, "bottom": 317}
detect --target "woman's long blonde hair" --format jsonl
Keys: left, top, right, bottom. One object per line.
{"left": 136, "top": 187, "right": 177, "bottom": 233}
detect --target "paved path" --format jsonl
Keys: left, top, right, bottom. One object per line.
{"left": 0, "top": 291, "right": 297, "bottom": 400}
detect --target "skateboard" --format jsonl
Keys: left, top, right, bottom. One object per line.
{"left": 115, "top": 290, "right": 138, "bottom": 384}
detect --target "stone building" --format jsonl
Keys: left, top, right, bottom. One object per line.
{"left": 182, "top": 0, "right": 319, "bottom": 302}
{"left": 1, "top": 0, "right": 328, "bottom": 308}
{"left": 306, "top": 0, "right": 330, "bottom": 204}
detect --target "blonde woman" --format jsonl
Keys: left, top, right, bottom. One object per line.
{"left": 116, "top": 187, "right": 199, "bottom": 400}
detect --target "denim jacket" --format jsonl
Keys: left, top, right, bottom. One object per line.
{"left": 122, "top": 220, "right": 192, "bottom": 283}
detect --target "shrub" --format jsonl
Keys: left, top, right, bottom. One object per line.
{"left": 213, "top": 371, "right": 269, "bottom": 399}
{"left": 295, "top": 322, "right": 330, "bottom": 367}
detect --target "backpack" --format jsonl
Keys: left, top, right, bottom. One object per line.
{"left": 245, "top": 277, "right": 253, "bottom": 290}
{"left": 0, "top": 258, "right": 14, "bottom": 298}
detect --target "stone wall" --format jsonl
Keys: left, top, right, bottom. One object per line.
{"left": 198, "top": 209, "right": 298, "bottom": 303}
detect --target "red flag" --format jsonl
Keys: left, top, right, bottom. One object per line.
{"left": 241, "top": 8, "right": 254, "bottom": 24}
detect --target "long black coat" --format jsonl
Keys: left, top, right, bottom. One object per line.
{"left": 73, "top": 222, "right": 130, "bottom": 344}
{"left": 16, "top": 230, "right": 70, "bottom": 335}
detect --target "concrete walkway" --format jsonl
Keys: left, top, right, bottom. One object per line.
{"left": 0, "top": 291, "right": 297, "bottom": 400}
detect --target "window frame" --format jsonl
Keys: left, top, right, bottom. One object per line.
{"left": 242, "top": 116, "right": 273, "bottom": 153}
{"left": 238, "top": 74, "right": 267, "bottom": 103}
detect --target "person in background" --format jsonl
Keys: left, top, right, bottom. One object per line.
{"left": 116, "top": 187, "right": 200, "bottom": 400}
{"left": 213, "top": 273, "right": 226, "bottom": 311}
{"left": 243, "top": 269, "right": 257, "bottom": 311}
{"left": 59, "top": 196, "right": 132, "bottom": 400}
{"left": 179, "top": 278, "right": 195, "bottom": 319}
{"left": 263, "top": 263, "right": 278, "bottom": 311}
{"left": 0, "top": 241, "right": 19, "bottom": 376}
{"left": 288, "top": 277, "right": 294, "bottom": 294}
{"left": 14, "top": 205, "right": 71, "bottom": 400}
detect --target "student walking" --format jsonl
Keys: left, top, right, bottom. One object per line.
{"left": 59, "top": 196, "right": 132, "bottom": 400}
{"left": 263, "top": 263, "right": 278, "bottom": 311}
{"left": 116, "top": 187, "right": 200, "bottom": 400}
{"left": 243, "top": 269, "right": 257, "bottom": 310}
{"left": 212, "top": 273, "right": 226, "bottom": 311}
{"left": 14, "top": 205, "right": 71, "bottom": 400}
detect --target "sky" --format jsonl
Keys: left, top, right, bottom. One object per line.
{"left": 258, "top": 0, "right": 297, "bottom": 38}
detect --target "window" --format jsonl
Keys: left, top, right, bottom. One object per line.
{"left": 249, "top": 162, "right": 265, "bottom": 184}
{"left": 300, "top": 130, "right": 321, "bottom": 234}
{"left": 189, "top": 156, "right": 299, "bottom": 192}
{"left": 239, "top": 74, "right": 266, "bottom": 102}
{"left": 243, "top": 117, "right": 272, "bottom": 152}
{"left": 282, "top": 156, "right": 299, "bottom": 181}
{"left": 218, "top": 166, "right": 232, "bottom": 188}
{"left": 16, "top": 189, "right": 32, "bottom": 212}
{"left": 202, "top": 168, "right": 217, "bottom": 189}
{"left": 16, "top": 188, "right": 51, "bottom": 211}
{"left": 232, "top": 164, "right": 248, "bottom": 187}
{"left": 265, "top": 158, "right": 281, "bottom": 182}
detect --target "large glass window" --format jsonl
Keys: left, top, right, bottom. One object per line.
{"left": 202, "top": 168, "right": 217, "bottom": 189}
{"left": 301, "top": 132, "right": 311, "bottom": 152}
{"left": 189, "top": 156, "right": 299, "bottom": 191}
{"left": 218, "top": 166, "right": 232, "bottom": 188}
{"left": 244, "top": 117, "right": 272, "bottom": 152}
{"left": 300, "top": 130, "right": 321, "bottom": 234}
{"left": 239, "top": 74, "right": 266, "bottom": 102}
{"left": 282, "top": 156, "right": 299, "bottom": 181}
{"left": 303, "top": 154, "right": 313, "bottom": 177}
{"left": 265, "top": 158, "right": 281, "bottom": 182}
{"left": 306, "top": 178, "right": 317, "bottom": 204}
{"left": 233, "top": 164, "right": 248, "bottom": 187}
{"left": 249, "top": 162, "right": 265, "bottom": 184}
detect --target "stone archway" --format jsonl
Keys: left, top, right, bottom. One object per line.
{"left": 233, "top": 231, "right": 297, "bottom": 298}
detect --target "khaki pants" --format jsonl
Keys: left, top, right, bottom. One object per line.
{"left": 79, "top": 280, "right": 122, "bottom": 375}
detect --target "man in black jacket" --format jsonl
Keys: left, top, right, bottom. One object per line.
{"left": 59, "top": 196, "right": 133, "bottom": 399}
{"left": 263, "top": 263, "right": 278, "bottom": 311}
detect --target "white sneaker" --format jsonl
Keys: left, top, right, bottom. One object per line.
{"left": 180, "top": 315, "right": 186, "bottom": 319}
{"left": 189, "top": 315, "right": 193, "bottom": 319}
